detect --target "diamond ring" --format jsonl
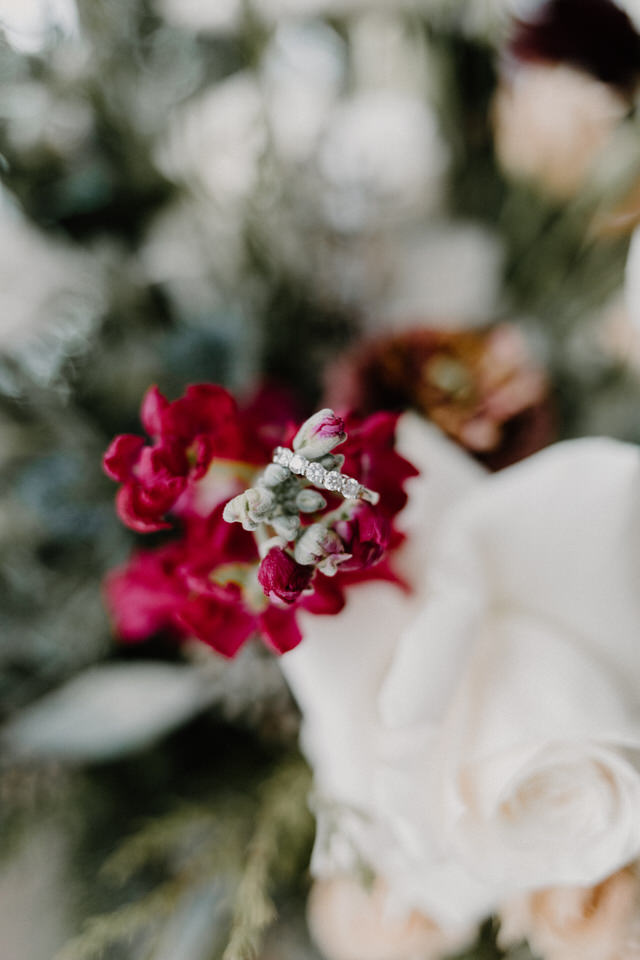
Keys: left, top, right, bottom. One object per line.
{"left": 272, "top": 447, "right": 380, "bottom": 505}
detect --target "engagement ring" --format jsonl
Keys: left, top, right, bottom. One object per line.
{"left": 272, "top": 447, "right": 380, "bottom": 505}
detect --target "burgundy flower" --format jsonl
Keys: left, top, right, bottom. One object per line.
{"left": 103, "top": 434, "right": 146, "bottom": 482}
{"left": 105, "top": 505, "right": 259, "bottom": 652}
{"left": 340, "top": 412, "right": 419, "bottom": 519}
{"left": 258, "top": 547, "right": 314, "bottom": 605}
{"left": 176, "top": 584, "right": 258, "bottom": 658}
{"left": 104, "top": 382, "right": 417, "bottom": 659}
{"left": 176, "top": 505, "right": 259, "bottom": 592}
{"left": 104, "top": 543, "right": 186, "bottom": 642}
{"left": 335, "top": 504, "right": 390, "bottom": 572}
{"left": 103, "top": 384, "right": 245, "bottom": 532}
{"left": 509, "top": 0, "right": 640, "bottom": 93}
{"left": 259, "top": 605, "right": 304, "bottom": 654}
{"left": 157, "top": 384, "right": 244, "bottom": 477}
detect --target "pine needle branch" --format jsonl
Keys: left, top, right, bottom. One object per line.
{"left": 222, "top": 755, "right": 313, "bottom": 960}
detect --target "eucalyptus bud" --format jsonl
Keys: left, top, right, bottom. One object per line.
{"left": 320, "top": 452, "right": 345, "bottom": 472}
{"left": 272, "top": 514, "right": 301, "bottom": 541}
{"left": 296, "top": 489, "right": 327, "bottom": 513}
{"left": 261, "top": 463, "right": 289, "bottom": 488}
{"left": 223, "top": 487, "right": 276, "bottom": 531}
{"left": 292, "top": 409, "right": 347, "bottom": 459}
{"left": 294, "top": 523, "right": 351, "bottom": 575}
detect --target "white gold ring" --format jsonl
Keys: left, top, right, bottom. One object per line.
{"left": 272, "top": 446, "right": 380, "bottom": 505}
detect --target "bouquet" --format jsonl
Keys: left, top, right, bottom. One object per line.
{"left": 3, "top": 0, "right": 640, "bottom": 958}
{"left": 97, "top": 358, "right": 640, "bottom": 960}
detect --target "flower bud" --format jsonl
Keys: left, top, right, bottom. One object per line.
{"left": 272, "top": 514, "right": 301, "bottom": 541}
{"left": 223, "top": 487, "right": 276, "bottom": 531}
{"left": 293, "top": 409, "right": 347, "bottom": 459}
{"left": 294, "top": 523, "right": 351, "bottom": 576}
{"left": 258, "top": 547, "right": 313, "bottom": 605}
{"left": 296, "top": 489, "right": 327, "bottom": 513}
{"left": 261, "top": 463, "right": 290, "bottom": 488}
{"left": 335, "top": 504, "right": 390, "bottom": 571}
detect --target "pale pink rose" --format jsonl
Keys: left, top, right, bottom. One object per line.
{"left": 499, "top": 866, "right": 640, "bottom": 960}
{"left": 492, "top": 64, "right": 627, "bottom": 198}
{"left": 308, "top": 876, "right": 473, "bottom": 960}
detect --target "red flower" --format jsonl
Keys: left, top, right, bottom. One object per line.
{"left": 341, "top": 412, "right": 419, "bottom": 519}
{"left": 104, "top": 505, "right": 260, "bottom": 657}
{"left": 259, "top": 605, "right": 304, "bottom": 654}
{"left": 104, "top": 543, "right": 186, "bottom": 642}
{"left": 176, "top": 585, "right": 258, "bottom": 659}
{"left": 335, "top": 503, "right": 390, "bottom": 572}
{"left": 258, "top": 547, "right": 314, "bottom": 605}
{"left": 104, "top": 384, "right": 418, "bottom": 658}
{"left": 103, "top": 384, "right": 247, "bottom": 532}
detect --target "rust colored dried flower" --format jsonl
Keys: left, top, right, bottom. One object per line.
{"left": 325, "top": 325, "right": 554, "bottom": 471}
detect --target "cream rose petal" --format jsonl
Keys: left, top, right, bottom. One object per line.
{"left": 381, "top": 437, "right": 640, "bottom": 728}
{"left": 439, "top": 611, "right": 640, "bottom": 888}
{"left": 281, "top": 413, "right": 483, "bottom": 809}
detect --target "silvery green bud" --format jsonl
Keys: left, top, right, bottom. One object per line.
{"left": 296, "top": 489, "right": 327, "bottom": 513}
{"left": 272, "top": 514, "right": 301, "bottom": 541}
{"left": 223, "top": 487, "right": 276, "bottom": 531}
{"left": 294, "top": 523, "right": 350, "bottom": 575}
{"left": 261, "top": 464, "right": 289, "bottom": 488}
{"left": 292, "top": 409, "right": 346, "bottom": 459}
{"left": 320, "top": 452, "right": 345, "bottom": 471}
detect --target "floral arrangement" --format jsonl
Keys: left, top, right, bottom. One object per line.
{"left": 103, "top": 385, "right": 417, "bottom": 656}
{"left": 287, "top": 414, "right": 640, "bottom": 960}
{"left": 100, "top": 377, "right": 640, "bottom": 960}
{"left": 4, "top": 0, "right": 640, "bottom": 959}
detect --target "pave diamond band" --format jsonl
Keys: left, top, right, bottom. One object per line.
{"left": 272, "top": 447, "right": 380, "bottom": 505}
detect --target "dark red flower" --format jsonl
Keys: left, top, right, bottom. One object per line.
{"left": 103, "top": 384, "right": 246, "bottom": 531}
{"left": 340, "top": 412, "right": 419, "bottom": 519}
{"left": 157, "top": 384, "right": 244, "bottom": 477}
{"left": 103, "top": 434, "right": 146, "bottom": 482}
{"left": 335, "top": 503, "right": 390, "bottom": 572}
{"left": 104, "top": 382, "right": 416, "bottom": 658}
{"left": 299, "top": 572, "right": 346, "bottom": 615}
{"left": 258, "top": 547, "right": 314, "bottom": 605}
{"left": 176, "top": 505, "right": 259, "bottom": 592}
{"left": 509, "top": 0, "right": 640, "bottom": 93}
{"left": 259, "top": 605, "right": 304, "bottom": 654}
{"left": 176, "top": 584, "right": 258, "bottom": 658}
{"left": 104, "top": 543, "right": 186, "bottom": 642}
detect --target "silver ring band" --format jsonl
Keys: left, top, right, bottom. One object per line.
{"left": 272, "top": 447, "right": 380, "bottom": 505}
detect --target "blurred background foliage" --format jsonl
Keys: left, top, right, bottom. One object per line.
{"left": 0, "top": 0, "right": 639, "bottom": 957}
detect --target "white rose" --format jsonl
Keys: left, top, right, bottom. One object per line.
{"left": 281, "top": 414, "right": 640, "bottom": 929}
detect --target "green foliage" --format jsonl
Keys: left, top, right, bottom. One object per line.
{"left": 53, "top": 755, "right": 313, "bottom": 960}
{"left": 223, "top": 757, "right": 313, "bottom": 960}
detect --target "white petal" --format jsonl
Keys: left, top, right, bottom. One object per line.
{"left": 440, "top": 611, "right": 640, "bottom": 887}
{"left": 3, "top": 663, "right": 212, "bottom": 762}
{"left": 382, "top": 436, "right": 640, "bottom": 727}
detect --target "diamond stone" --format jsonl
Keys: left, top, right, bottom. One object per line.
{"left": 341, "top": 477, "right": 361, "bottom": 499}
{"left": 324, "top": 470, "right": 342, "bottom": 492}
{"left": 289, "top": 453, "right": 308, "bottom": 475}
{"left": 306, "top": 462, "right": 326, "bottom": 485}
{"left": 273, "top": 446, "right": 292, "bottom": 467}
